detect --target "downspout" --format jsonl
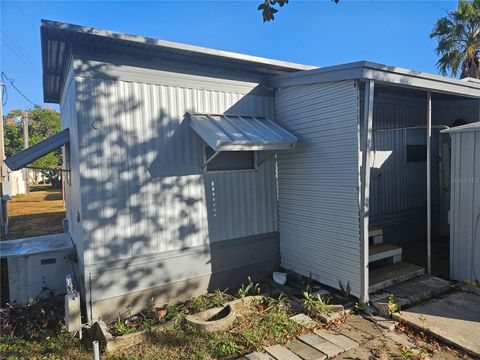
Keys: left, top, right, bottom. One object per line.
{"left": 360, "top": 80, "right": 375, "bottom": 303}
{"left": 427, "top": 91, "right": 432, "bottom": 275}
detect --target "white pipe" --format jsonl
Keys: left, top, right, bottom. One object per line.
{"left": 93, "top": 340, "right": 100, "bottom": 360}
{"left": 360, "top": 79, "right": 375, "bottom": 304}
{"left": 427, "top": 91, "right": 432, "bottom": 276}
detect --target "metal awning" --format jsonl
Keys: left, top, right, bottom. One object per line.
{"left": 4, "top": 128, "right": 70, "bottom": 171}
{"left": 188, "top": 113, "right": 297, "bottom": 152}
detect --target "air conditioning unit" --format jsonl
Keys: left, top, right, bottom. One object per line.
{"left": 0, "top": 233, "right": 73, "bottom": 306}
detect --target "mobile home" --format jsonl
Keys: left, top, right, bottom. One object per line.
{"left": 5, "top": 20, "right": 480, "bottom": 322}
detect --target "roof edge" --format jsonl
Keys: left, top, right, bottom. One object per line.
{"left": 41, "top": 19, "right": 316, "bottom": 72}
{"left": 271, "top": 61, "right": 480, "bottom": 98}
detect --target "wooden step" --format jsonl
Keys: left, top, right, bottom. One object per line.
{"left": 369, "top": 227, "right": 383, "bottom": 245}
{"left": 369, "top": 244, "right": 402, "bottom": 263}
{"left": 369, "top": 262, "right": 425, "bottom": 293}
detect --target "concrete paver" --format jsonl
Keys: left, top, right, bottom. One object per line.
{"left": 265, "top": 344, "right": 302, "bottom": 360}
{"left": 285, "top": 340, "right": 326, "bottom": 360}
{"left": 314, "top": 330, "right": 358, "bottom": 352}
{"left": 246, "top": 352, "right": 275, "bottom": 360}
{"left": 289, "top": 313, "right": 316, "bottom": 328}
{"left": 298, "top": 333, "right": 342, "bottom": 358}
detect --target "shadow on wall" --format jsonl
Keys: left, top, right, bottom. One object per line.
{"left": 74, "top": 59, "right": 278, "bottom": 320}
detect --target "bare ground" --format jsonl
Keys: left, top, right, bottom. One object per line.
{"left": 4, "top": 186, "right": 66, "bottom": 240}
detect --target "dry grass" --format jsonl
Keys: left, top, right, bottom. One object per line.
{"left": 4, "top": 186, "right": 66, "bottom": 240}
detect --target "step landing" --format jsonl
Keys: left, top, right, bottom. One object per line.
{"left": 369, "top": 262, "right": 425, "bottom": 293}
{"left": 370, "top": 275, "right": 452, "bottom": 316}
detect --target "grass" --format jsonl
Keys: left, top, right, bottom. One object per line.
{"left": 4, "top": 186, "right": 65, "bottom": 240}
{"left": 1, "top": 291, "right": 308, "bottom": 360}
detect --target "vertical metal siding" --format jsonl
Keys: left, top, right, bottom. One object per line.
{"left": 275, "top": 81, "right": 362, "bottom": 297}
{"left": 450, "top": 130, "right": 480, "bottom": 281}
{"left": 75, "top": 75, "right": 277, "bottom": 265}
{"left": 60, "top": 62, "right": 85, "bottom": 267}
{"left": 369, "top": 94, "right": 428, "bottom": 218}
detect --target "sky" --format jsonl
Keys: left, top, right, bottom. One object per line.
{"left": 0, "top": 0, "right": 457, "bottom": 114}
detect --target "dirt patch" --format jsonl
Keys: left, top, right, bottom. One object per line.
{"left": 5, "top": 187, "right": 65, "bottom": 240}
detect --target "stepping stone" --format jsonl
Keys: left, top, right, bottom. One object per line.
{"left": 246, "top": 352, "right": 274, "bottom": 360}
{"left": 285, "top": 341, "right": 326, "bottom": 360}
{"left": 298, "top": 333, "right": 342, "bottom": 358}
{"left": 289, "top": 313, "right": 316, "bottom": 328}
{"left": 369, "top": 315, "right": 398, "bottom": 331}
{"left": 314, "top": 330, "right": 358, "bottom": 352}
{"left": 265, "top": 344, "right": 302, "bottom": 360}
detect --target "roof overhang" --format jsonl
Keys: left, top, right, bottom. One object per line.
{"left": 41, "top": 20, "right": 316, "bottom": 104}
{"left": 441, "top": 121, "right": 480, "bottom": 134}
{"left": 271, "top": 61, "right": 480, "bottom": 98}
{"left": 4, "top": 128, "right": 70, "bottom": 171}
{"left": 188, "top": 113, "right": 297, "bottom": 151}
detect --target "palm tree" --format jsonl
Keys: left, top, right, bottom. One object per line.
{"left": 430, "top": 0, "right": 480, "bottom": 78}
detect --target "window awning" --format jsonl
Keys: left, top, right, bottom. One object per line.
{"left": 4, "top": 128, "right": 70, "bottom": 171}
{"left": 188, "top": 113, "right": 297, "bottom": 151}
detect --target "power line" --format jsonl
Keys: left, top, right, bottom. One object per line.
{"left": 0, "top": 34, "right": 40, "bottom": 80}
{"left": 1, "top": 26, "right": 38, "bottom": 71}
{"left": 1, "top": 72, "right": 37, "bottom": 107}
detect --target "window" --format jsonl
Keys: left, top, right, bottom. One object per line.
{"left": 205, "top": 147, "right": 255, "bottom": 172}
{"left": 406, "top": 145, "right": 427, "bottom": 162}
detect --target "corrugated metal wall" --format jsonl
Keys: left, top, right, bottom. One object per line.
{"left": 74, "top": 73, "right": 277, "bottom": 266}
{"left": 368, "top": 93, "right": 429, "bottom": 218}
{"left": 275, "top": 81, "right": 362, "bottom": 297}
{"left": 60, "top": 61, "right": 85, "bottom": 268}
{"left": 450, "top": 129, "right": 480, "bottom": 282}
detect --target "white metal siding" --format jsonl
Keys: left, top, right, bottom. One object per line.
{"left": 275, "top": 81, "right": 362, "bottom": 297}
{"left": 450, "top": 129, "right": 480, "bottom": 281}
{"left": 61, "top": 62, "right": 85, "bottom": 268}
{"left": 75, "top": 74, "right": 277, "bottom": 265}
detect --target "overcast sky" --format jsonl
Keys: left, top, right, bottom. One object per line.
{"left": 1, "top": 1, "right": 457, "bottom": 113}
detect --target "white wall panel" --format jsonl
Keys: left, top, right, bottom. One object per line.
{"left": 275, "top": 81, "right": 362, "bottom": 297}
{"left": 74, "top": 74, "right": 277, "bottom": 265}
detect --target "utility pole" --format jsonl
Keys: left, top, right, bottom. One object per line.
{"left": 0, "top": 83, "right": 5, "bottom": 236}
{"left": 23, "top": 111, "right": 30, "bottom": 194}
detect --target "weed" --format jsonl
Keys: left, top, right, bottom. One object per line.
{"left": 112, "top": 319, "right": 137, "bottom": 336}
{"left": 265, "top": 293, "right": 289, "bottom": 313}
{"left": 0, "top": 296, "right": 64, "bottom": 339}
{"left": 188, "top": 289, "right": 232, "bottom": 313}
{"left": 399, "top": 346, "right": 414, "bottom": 359}
{"left": 236, "top": 276, "right": 261, "bottom": 298}
{"left": 302, "top": 291, "right": 332, "bottom": 316}
{"left": 418, "top": 315, "right": 430, "bottom": 337}
{"left": 387, "top": 294, "right": 398, "bottom": 315}
{"left": 209, "top": 332, "right": 240, "bottom": 358}
{"left": 352, "top": 302, "right": 365, "bottom": 314}
{"left": 338, "top": 281, "right": 351, "bottom": 303}
{"left": 139, "top": 317, "right": 158, "bottom": 331}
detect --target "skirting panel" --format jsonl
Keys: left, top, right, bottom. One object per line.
{"left": 86, "top": 232, "right": 279, "bottom": 321}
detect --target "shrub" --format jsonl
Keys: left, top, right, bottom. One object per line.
{"left": 0, "top": 296, "right": 64, "bottom": 339}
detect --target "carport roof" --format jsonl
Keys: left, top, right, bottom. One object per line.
{"left": 4, "top": 128, "right": 70, "bottom": 171}
{"left": 271, "top": 61, "right": 480, "bottom": 98}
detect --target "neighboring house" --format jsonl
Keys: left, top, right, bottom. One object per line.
{"left": 4, "top": 20, "right": 480, "bottom": 322}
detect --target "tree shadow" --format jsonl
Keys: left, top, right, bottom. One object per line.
{"left": 69, "top": 54, "right": 279, "bottom": 321}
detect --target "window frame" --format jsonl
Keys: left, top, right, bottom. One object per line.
{"left": 203, "top": 146, "right": 258, "bottom": 174}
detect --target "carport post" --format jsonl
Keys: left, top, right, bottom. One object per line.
{"left": 427, "top": 90, "right": 432, "bottom": 275}
{"left": 360, "top": 79, "right": 375, "bottom": 304}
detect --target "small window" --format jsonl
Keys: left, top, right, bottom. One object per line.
{"left": 205, "top": 147, "right": 255, "bottom": 172}
{"left": 406, "top": 145, "right": 427, "bottom": 162}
